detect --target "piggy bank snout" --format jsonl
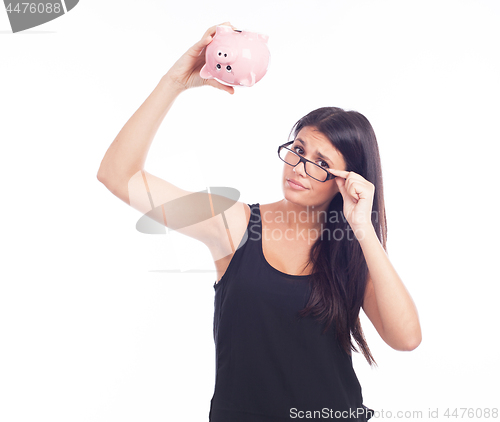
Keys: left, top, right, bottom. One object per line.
{"left": 215, "top": 47, "right": 235, "bottom": 64}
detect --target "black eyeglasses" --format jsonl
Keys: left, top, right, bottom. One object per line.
{"left": 277, "top": 141, "right": 335, "bottom": 183}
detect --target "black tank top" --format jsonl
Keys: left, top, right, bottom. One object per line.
{"left": 209, "top": 203, "right": 373, "bottom": 422}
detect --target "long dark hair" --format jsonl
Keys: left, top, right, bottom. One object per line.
{"left": 292, "top": 107, "right": 387, "bottom": 367}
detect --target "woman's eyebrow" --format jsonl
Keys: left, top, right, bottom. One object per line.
{"left": 295, "top": 138, "right": 334, "bottom": 165}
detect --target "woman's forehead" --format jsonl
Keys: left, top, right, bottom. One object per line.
{"left": 295, "top": 127, "right": 345, "bottom": 165}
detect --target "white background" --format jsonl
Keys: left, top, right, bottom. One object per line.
{"left": 1, "top": 0, "right": 499, "bottom": 421}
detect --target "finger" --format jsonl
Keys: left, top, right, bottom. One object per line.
{"left": 205, "top": 78, "right": 235, "bottom": 94}
{"left": 191, "top": 24, "right": 223, "bottom": 55}
{"left": 349, "top": 183, "right": 359, "bottom": 200}
{"left": 202, "top": 22, "right": 236, "bottom": 41}
{"left": 217, "top": 21, "right": 238, "bottom": 31}
{"left": 218, "top": 21, "right": 235, "bottom": 27}
{"left": 329, "top": 168, "right": 365, "bottom": 179}
{"left": 191, "top": 33, "right": 215, "bottom": 55}
{"left": 328, "top": 168, "right": 350, "bottom": 179}
{"left": 191, "top": 22, "right": 237, "bottom": 56}
{"left": 335, "top": 177, "right": 349, "bottom": 200}
{"left": 347, "top": 180, "right": 366, "bottom": 201}
{"left": 336, "top": 177, "right": 358, "bottom": 204}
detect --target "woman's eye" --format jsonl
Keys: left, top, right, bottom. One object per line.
{"left": 318, "top": 160, "right": 329, "bottom": 168}
{"left": 293, "top": 146, "right": 304, "bottom": 154}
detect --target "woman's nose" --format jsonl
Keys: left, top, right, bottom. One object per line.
{"left": 293, "top": 161, "right": 307, "bottom": 177}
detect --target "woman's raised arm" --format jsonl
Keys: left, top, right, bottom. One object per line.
{"left": 97, "top": 22, "right": 235, "bottom": 188}
{"left": 96, "top": 23, "right": 246, "bottom": 260}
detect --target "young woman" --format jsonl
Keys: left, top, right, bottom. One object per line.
{"left": 97, "top": 23, "right": 421, "bottom": 422}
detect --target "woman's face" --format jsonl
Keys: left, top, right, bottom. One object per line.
{"left": 282, "top": 126, "right": 347, "bottom": 209}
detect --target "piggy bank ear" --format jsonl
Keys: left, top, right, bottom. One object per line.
{"left": 216, "top": 25, "right": 233, "bottom": 35}
{"left": 240, "top": 72, "right": 256, "bottom": 87}
{"left": 200, "top": 64, "right": 214, "bottom": 80}
{"left": 258, "top": 34, "right": 269, "bottom": 43}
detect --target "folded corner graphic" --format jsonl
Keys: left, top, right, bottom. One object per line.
{"left": 136, "top": 187, "right": 240, "bottom": 235}
{"left": 64, "top": 0, "right": 78, "bottom": 11}
{"left": 4, "top": 0, "right": 79, "bottom": 33}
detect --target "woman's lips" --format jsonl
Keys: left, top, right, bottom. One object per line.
{"left": 286, "top": 178, "right": 308, "bottom": 190}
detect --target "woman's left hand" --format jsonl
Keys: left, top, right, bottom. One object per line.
{"left": 327, "top": 169, "right": 375, "bottom": 235}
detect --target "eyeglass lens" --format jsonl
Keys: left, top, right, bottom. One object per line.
{"left": 279, "top": 147, "right": 328, "bottom": 181}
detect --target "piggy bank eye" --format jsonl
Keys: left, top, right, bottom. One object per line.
{"left": 216, "top": 64, "right": 221, "bottom": 71}
{"left": 226, "top": 65, "right": 232, "bottom": 73}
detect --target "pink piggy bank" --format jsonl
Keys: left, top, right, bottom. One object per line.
{"left": 200, "top": 25, "right": 270, "bottom": 87}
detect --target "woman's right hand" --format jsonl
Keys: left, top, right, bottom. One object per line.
{"left": 165, "top": 22, "right": 237, "bottom": 95}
